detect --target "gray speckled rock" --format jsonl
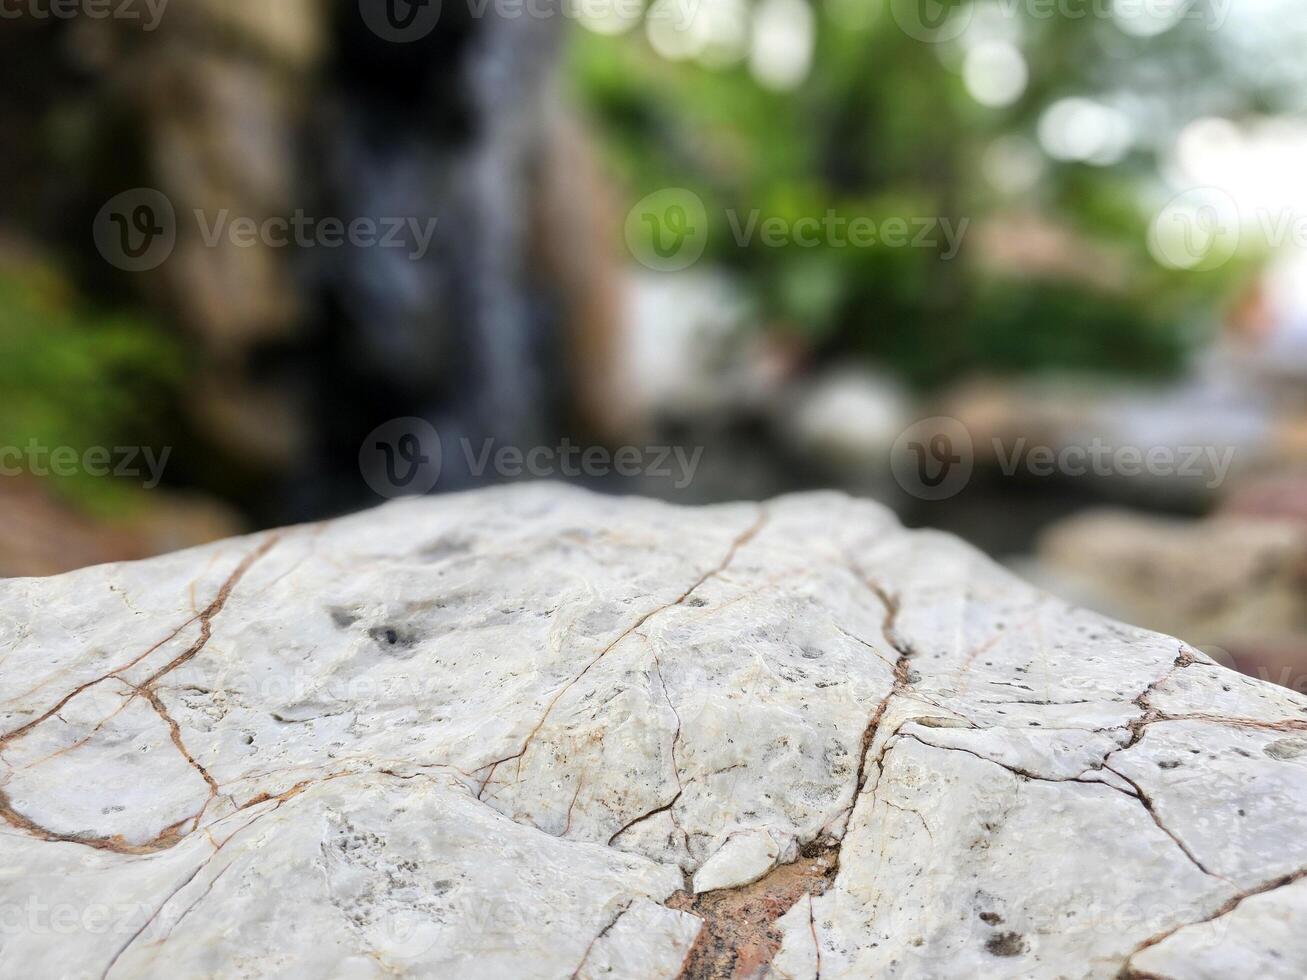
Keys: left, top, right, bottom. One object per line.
{"left": 1, "top": 485, "right": 1305, "bottom": 979}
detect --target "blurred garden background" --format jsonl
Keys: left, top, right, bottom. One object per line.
{"left": 1, "top": 0, "right": 1305, "bottom": 688}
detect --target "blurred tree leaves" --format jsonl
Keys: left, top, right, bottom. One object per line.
{"left": 567, "top": 0, "right": 1254, "bottom": 387}
{"left": 0, "top": 265, "right": 182, "bottom": 513}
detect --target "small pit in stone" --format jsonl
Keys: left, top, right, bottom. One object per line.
{"left": 1265, "top": 738, "right": 1307, "bottom": 761}
{"left": 985, "top": 931, "right": 1028, "bottom": 957}
{"left": 328, "top": 607, "right": 360, "bottom": 629}
{"left": 416, "top": 536, "right": 473, "bottom": 562}
{"left": 368, "top": 626, "right": 418, "bottom": 651}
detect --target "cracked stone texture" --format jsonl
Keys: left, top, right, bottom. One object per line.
{"left": 2, "top": 485, "right": 1306, "bottom": 978}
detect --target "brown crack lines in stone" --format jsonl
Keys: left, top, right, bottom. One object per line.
{"left": 1122, "top": 650, "right": 1200, "bottom": 750}
{"left": 2, "top": 764, "right": 374, "bottom": 860}
{"left": 1150, "top": 711, "right": 1307, "bottom": 734}
{"left": 0, "top": 534, "right": 281, "bottom": 751}
{"left": 849, "top": 681, "right": 900, "bottom": 808}
{"left": 129, "top": 681, "right": 220, "bottom": 817}
{"left": 1117, "top": 865, "right": 1307, "bottom": 978}
{"left": 137, "top": 534, "right": 283, "bottom": 690}
{"left": 883, "top": 800, "right": 934, "bottom": 843}
{"left": 0, "top": 630, "right": 191, "bottom": 750}
{"left": 649, "top": 650, "right": 685, "bottom": 793}
{"left": 569, "top": 900, "right": 633, "bottom": 979}
{"left": 976, "top": 698, "right": 1111, "bottom": 706}
{"left": 13, "top": 682, "right": 138, "bottom": 771}
{"left": 899, "top": 732, "right": 1135, "bottom": 799}
{"left": 1083, "top": 650, "right": 1201, "bottom": 778}
{"left": 100, "top": 859, "right": 212, "bottom": 979}
{"left": 854, "top": 572, "right": 913, "bottom": 663}
{"left": 667, "top": 841, "right": 840, "bottom": 980}
{"left": 0, "top": 786, "right": 192, "bottom": 855}
{"left": 99, "top": 793, "right": 293, "bottom": 980}
{"left": 608, "top": 790, "right": 684, "bottom": 847}
{"left": 562, "top": 773, "right": 585, "bottom": 837}
{"left": 806, "top": 893, "right": 822, "bottom": 978}
{"left": 897, "top": 729, "right": 1226, "bottom": 883}
{"left": 648, "top": 646, "right": 693, "bottom": 854}
{"left": 1082, "top": 709, "right": 1307, "bottom": 762}
{"left": 221, "top": 756, "right": 474, "bottom": 794}
{"left": 846, "top": 576, "right": 913, "bottom": 808}
{"left": 233, "top": 772, "right": 341, "bottom": 814}
{"left": 1101, "top": 763, "right": 1228, "bottom": 882}
{"left": 832, "top": 625, "right": 898, "bottom": 670}
{"left": 2, "top": 613, "right": 193, "bottom": 716}
{"left": 682, "top": 568, "right": 791, "bottom": 621}
{"left": 155, "top": 862, "right": 233, "bottom": 948}
{"left": 0, "top": 536, "right": 281, "bottom": 854}
{"left": 898, "top": 719, "right": 1231, "bottom": 885}
{"left": 475, "top": 509, "right": 769, "bottom": 799}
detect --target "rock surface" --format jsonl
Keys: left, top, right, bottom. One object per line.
{"left": 2, "top": 485, "right": 1306, "bottom": 978}
{"left": 1033, "top": 507, "right": 1307, "bottom": 694}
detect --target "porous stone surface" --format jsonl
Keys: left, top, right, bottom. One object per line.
{"left": 1, "top": 484, "right": 1306, "bottom": 978}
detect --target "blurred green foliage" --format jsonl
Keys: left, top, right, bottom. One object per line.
{"left": 0, "top": 266, "right": 182, "bottom": 513}
{"left": 568, "top": 0, "right": 1252, "bottom": 386}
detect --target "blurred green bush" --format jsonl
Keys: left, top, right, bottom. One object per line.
{"left": 568, "top": 0, "right": 1252, "bottom": 387}
{"left": 0, "top": 265, "right": 182, "bottom": 513}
